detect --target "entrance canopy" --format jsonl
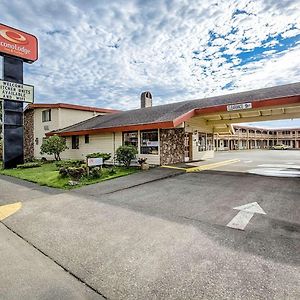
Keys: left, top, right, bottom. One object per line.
{"left": 192, "top": 95, "right": 300, "bottom": 135}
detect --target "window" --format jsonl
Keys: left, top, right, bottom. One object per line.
{"left": 72, "top": 135, "right": 79, "bottom": 149}
{"left": 140, "top": 130, "right": 159, "bottom": 155}
{"left": 85, "top": 135, "right": 90, "bottom": 144}
{"left": 42, "top": 109, "right": 51, "bottom": 122}
{"left": 123, "top": 131, "right": 138, "bottom": 148}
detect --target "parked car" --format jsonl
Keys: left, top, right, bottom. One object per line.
{"left": 271, "top": 144, "right": 290, "bottom": 150}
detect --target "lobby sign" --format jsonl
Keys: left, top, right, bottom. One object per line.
{"left": 227, "top": 102, "right": 252, "bottom": 112}
{"left": 0, "top": 79, "right": 34, "bottom": 103}
{"left": 87, "top": 157, "right": 103, "bottom": 167}
{"left": 0, "top": 23, "right": 38, "bottom": 62}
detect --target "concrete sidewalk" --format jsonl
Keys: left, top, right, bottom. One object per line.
{"left": 0, "top": 223, "right": 104, "bottom": 300}
{"left": 72, "top": 166, "right": 184, "bottom": 197}
{"left": 0, "top": 174, "right": 63, "bottom": 205}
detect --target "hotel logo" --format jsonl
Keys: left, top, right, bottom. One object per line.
{"left": 0, "top": 23, "right": 38, "bottom": 62}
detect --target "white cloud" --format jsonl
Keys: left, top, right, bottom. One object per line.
{"left": 0, "top": 0, "right": 300, "bottom": 128}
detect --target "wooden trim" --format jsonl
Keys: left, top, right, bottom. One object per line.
{"left": 173, "top": 109, "right": 196, "bottom": 127}
{"left": 194, "top": 95, "right": 300, "bottom": 115}
{"left": 25, "top": 103, "right": 120, "bottom": 114}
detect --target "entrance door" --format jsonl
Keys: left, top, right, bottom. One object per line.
{"left": 184, "top": 133, "right": 192, "bottom": 162}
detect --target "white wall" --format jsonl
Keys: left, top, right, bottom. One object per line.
{"left": 61, "top": 132, "right": 122, "bottom": 161}
{"left": 33, "top": 108, "right": 104, "bottom": 158}
{"left": 185, "top": 117, "right": 215, "bottom": 161}
{"left": 61, "top": 130, "right": 161, "bottom": 165}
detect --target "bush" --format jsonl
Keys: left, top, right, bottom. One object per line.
{"left": 68, "top": 167, "right": 86, "bottom": 180}
{"left": 17, "top": 162, "right": 42, "bottom": 169}
{"left": 86, "top": 152, "right": 111, "bottom": 162}
{"left": 24, "top": 157, "right": 35, "bottom": 163}
{"left": 108, "top": 167, "right": 117, "bottom": 175}
{"left": 56, "top": 160, "right": 84, "bottom": 169}
{"left": 89, "top": 167, "right": 102, "bottom": 179}
{"left": 41, "top": 157, "right": 48, "bottom": 163}
{"left": 59, "top": 167, "right": 69, "bottom": 178}
{"left": 59, "top": 166, "right": 86, "bottom": 180}
{"left": 116, "top": 145, "right": 137, "bottom": 168}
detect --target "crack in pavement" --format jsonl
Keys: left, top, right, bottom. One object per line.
{"left": 0, "top": 220, "right": 109, "bottom": 300}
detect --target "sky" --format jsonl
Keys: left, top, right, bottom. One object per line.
{"left": 1, "top": 0, "right": 300, "bottom": 128}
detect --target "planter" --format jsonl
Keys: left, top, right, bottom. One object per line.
{"left": 140, "top": 163, "right": 150, "bottom": 170}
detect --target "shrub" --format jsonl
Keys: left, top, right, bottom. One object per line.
{"left": 40, "top": 135, "right": 68, "bottom": 161}
{"left": 59, "top": 166, "right": 86, "bottom": 180}
{"left": 116, "top": 145, "right": 137, "bottom": 168}
{"left": 108, "top": 167, "right": 117, "bottom": 175}
{"left": 56, "top": 160, "right": 84, "bottom": 169}
{"left": 41, "top": 157, "right": 48, "bottom": 163}
{"left": 24, "top": 157, "right": 35, "bottom": 163}
{"left": 89, "top": 167, "right": 102, "bottom": 179}
{"left": 17, "top": 162, "right": 42, "bottom": 169}
{"left": 59, "top": 167, "right": 69, "bottom": 178}
{"left": 86, "top": 152, "right": 111, "bottom": 162}
{"left": 66, "top": 167, "right": 86, "bottom": 180}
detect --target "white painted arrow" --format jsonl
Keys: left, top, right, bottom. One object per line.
{"left": 226, "top": 202, "right": 266, "bottom": 230}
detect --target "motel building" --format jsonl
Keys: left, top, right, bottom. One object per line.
{"left": 25, "top": 82, "right": 300, "bottom": 165}
{"left": 24, "top": 103, "right": 120, "bottom": 159}
{"left": 216, "top": 125, "right": 300, "bottom": 151}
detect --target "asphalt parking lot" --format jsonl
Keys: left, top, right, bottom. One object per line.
{"left": 186, "top": 149, "right": 300, "bottom": 177}
{"left": 0, "top": 150, "right": 299, "bottom": 299}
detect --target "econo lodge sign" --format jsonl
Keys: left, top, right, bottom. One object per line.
{"left": 0, "top": 23, "right": 38, "bottom": 62}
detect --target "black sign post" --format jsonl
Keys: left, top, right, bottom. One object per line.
{"left": 0, "top": 23, "right": 38, "bottom": 169}
{"left": 2, "top": 56, "right": 24, "bottom": 168}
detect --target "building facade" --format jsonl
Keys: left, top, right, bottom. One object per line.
{"left": 216, "top": 125, "right": 300, "bottom": 151}
{"left": 47, "top": 82, "right": 300, "bottom": 165}
{"left": 24, "top": 103, "right": 119, "bottom": 160}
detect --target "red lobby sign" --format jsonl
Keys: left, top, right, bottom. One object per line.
{"left": 0, "top": 23, "right": 38, "bottom": 63}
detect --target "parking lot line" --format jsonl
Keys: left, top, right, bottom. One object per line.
{"left": 186, "top": 159, "right": 240, "bottom": 172}
{"left": 161, "top": 165, "right": 186, "bottom": 171}
{"left": 0, "top": 202, "right": 22, "bottom": 221}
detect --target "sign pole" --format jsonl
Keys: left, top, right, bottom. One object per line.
{"left": 2, "top": 56, "right": 24, "bottom": 168}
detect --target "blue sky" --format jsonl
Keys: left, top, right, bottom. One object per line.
{"left": 1, "top": 0, "right": 300, "bottom": 128}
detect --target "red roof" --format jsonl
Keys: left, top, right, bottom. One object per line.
{"left": 25, "top": 103, "right": 120, "bottom": 114}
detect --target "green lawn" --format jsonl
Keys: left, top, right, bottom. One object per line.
{"left": 0, "top": 163, "right": 138, "bottom": 189}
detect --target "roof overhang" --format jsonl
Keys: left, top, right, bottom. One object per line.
{"left": 25, "top": 103, "right": 120, "bottom": 114}
{"left": 47, "top": 121, "right": 175, "bottom": 137}
{"left": 48, "top": 94, "right": 300, "bottom": 137}
{"left": 194, "top": 95, "right": 300, "bottom": 129}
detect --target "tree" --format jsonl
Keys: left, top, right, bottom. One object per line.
{"left": 40, "top": 135, "right": 68, "bottom": 161}
{"left": 116, "top": 145, "right": 137, "bottom": 168}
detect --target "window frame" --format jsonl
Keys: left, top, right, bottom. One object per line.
{"left": 140, "top": 130, "right": 159, "bottom": 155}
{"left": 42, "top": 109, "right": 51, "bottom": 122}
{"left": 72, "top": 135, "right": 79, "bottom": 149}
{"left": 123, "top": 131, "right": 138, "bottom": 149}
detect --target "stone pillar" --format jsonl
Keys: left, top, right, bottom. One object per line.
{"left": 24, "top": 109, "right": 34, "bottom": 160}
{"left": 160, "top": 128, "right": 185, "bottom": 165}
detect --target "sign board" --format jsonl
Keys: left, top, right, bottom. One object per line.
{"left": 0, "top": 23, "right": 38, "bottom": 62}
{"left": 227, "top": 102, "right": 252, "bottom": 112}
{"left": 0, "top": 79, "right": 34, "bottom": 103}
{"left": 87, "top": 157, "right": 103, "bottom": 167}
{"left": 146, "top": 141, "right": 159, "bottom": 147}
